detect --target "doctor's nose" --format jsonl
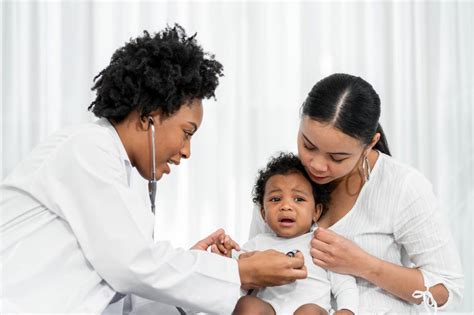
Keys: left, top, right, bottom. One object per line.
{"left": 180, "top": 141, "right": 191, "bottom": 159}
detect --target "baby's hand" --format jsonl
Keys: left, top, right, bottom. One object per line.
{"left": 211, "top": 234, "right": 240, "bottom": 257}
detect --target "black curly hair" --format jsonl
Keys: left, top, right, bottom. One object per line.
{"left": 88, "top": 24, "right": 223, "bottom": 122}
{"left": 252, "top": 152, "right": 331, "bottom": 213}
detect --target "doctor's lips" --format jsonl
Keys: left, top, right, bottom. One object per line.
{"left": 164, "top": 159, "right": 180, "bottom": 174}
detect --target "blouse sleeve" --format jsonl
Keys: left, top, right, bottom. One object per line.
{"left": 30, "top": 130, "right": 241, "bottom": 314}
{"left": 392, "top": 171, "right": 464, "bottom": 310}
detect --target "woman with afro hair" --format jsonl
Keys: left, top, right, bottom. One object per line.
{"left": 0, "top": 25, "right": 307, "bottom": 314}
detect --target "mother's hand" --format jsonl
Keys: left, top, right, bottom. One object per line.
{"left": 237, "top": 250, "right": 307, "bottom": 290}
{"left": 310, "top": 227, "right": 373, "bottom": 277}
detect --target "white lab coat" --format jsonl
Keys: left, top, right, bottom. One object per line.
{"left": 0, "top": 118, "right": 241, "bottom": 314}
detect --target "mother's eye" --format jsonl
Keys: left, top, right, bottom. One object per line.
{"left": 303, "top": 142, "right": 317, "bottom": 151}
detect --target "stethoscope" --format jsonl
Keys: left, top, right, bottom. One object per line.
{"left": 147, "top": 117, "right": 186, "bottom": 315}
{"left": 147, "top": 117, "right": 157, "bottom": 215}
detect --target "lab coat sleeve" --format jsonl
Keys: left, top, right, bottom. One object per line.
{"left": 392, "top": 171, "right": 464, "bottom": 311}
{"left": 31, "top": 130, "right": 241, "bottom": 314}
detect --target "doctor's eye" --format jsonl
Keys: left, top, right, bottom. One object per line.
{"left": 183, "top": 130, "right": 193, "bottom": 140}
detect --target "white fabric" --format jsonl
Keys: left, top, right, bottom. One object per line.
{"left": 238, "top": 231, "right": 358, "bottom": 314}
{"left": 412, "top": 287, "right": 438, "bottom": 314}
{"left": 0, "top": 118, "right": 241, "bottom": 314}
{"left": 2, "top": 2, "right": 473, "bottom": 312}
{"left": 249, "top": 153, "right": 464, "bottom": 313}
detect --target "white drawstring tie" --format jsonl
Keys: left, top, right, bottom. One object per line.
{"left": 412, "top": 287, "right": 438, "bottom": 314}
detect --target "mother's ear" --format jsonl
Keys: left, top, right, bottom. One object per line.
{"left": 367, "top": 132, "right": 381, "bottom": 151}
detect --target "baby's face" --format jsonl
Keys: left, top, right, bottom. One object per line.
{"left": 261, "top": 172, "right": 320, "bottom": 238}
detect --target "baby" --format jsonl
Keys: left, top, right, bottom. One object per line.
{"left": 214, "top": 152, "right": 358, "bottom": 315}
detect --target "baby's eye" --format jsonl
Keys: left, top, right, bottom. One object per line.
{"left": 294, "top": 197, "right": 306, "bottom": 202}
{"left": 269, "top": 197, "right": 281, "bottom": 202}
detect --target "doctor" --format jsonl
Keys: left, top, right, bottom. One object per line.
{"left": 0, "top": 25, "right": 307, "bottom": 313}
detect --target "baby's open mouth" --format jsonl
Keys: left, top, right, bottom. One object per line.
{"left": 279, "top": 218, "right": 296, "bottom": 227}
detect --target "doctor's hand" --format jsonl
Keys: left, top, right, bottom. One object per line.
{"left": 191, "top": 228, "right": 227, "bottom": 251}
{"left": 210, "top": 234, "right": 240, "bottom": 258}
{"left": 310, "top": 227, "right": 372, "bottom": 277}
{"left": 237, "top": 250, "right": 307, "bottom": 290}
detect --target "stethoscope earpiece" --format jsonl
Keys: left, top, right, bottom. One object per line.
{"left": 148, "top": 116, "right": 157, "bottom": 215}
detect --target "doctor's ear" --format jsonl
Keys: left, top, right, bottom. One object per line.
{"left": 138, "top": 113, "right": 152, "bottom": 131}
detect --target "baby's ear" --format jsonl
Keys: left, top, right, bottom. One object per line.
{"left": 313, "top": 203, "right": 324, "bottom": 222}
{"left": 260, "top": 207, "right": 266, "bottom": 222}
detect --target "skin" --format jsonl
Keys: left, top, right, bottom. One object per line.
{"left": 298, "top": 117, "right": 449, "bottom": 306}
{"left": 260, "top": 172, "right": 321, "bottom": 238}
{"left": 113, "top": 98, "right": 203, "bottom": 181}
{"left": 223, "top": 173, "right": 353, "bottom": 315}
{"left": 112, "top": 99, "right": 308, "bottom": 291}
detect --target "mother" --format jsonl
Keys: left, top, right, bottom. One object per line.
{"left": 251, "top": 73, "right": 464, "bottom": 312}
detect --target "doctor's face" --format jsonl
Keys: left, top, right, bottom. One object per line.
{"left": 137, "top": 98, "right": 203, "bottom": 181}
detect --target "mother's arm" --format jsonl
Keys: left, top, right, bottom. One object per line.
{"left": 311, "top": 174, "right": 464, "bottom": 309}
{"left": 311, "top": 228, "right": 447, "bottom": 305}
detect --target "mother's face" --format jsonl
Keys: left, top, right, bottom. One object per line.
{"left": 297, "top": 116, "right": 365, "bottom": 185}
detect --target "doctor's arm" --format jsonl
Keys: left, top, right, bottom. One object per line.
{"left": 45, "top": 133, "right": 306, "bottom": 313}
{"left": 193, "top": 230, "right": 308, "bottom": 288}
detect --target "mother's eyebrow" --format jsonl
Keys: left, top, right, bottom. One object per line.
{"left": 302, "top": 133, "right": 352, "bottom": 156}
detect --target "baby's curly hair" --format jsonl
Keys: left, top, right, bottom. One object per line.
{"left": 88, "top": 24, "right": 223, "bottom": 122}
{"left": 252, "top": 152, "right": 331, "bottom": 213}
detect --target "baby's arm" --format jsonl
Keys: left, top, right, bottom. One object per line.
{"left": 329, "top": 271, "right": 359, "bottom": 314}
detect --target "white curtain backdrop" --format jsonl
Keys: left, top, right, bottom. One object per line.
{"left": 1, "top": 1, "right": 473, "bottom": 311}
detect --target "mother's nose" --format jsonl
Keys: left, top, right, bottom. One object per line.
{"left": 309, "top": 155, "right": 328, "bottom": 172}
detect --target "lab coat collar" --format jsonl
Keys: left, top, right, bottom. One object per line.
{"left": 96, "top": 118, "right": 133, "bottom": 186}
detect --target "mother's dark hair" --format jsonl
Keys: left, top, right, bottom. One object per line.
{"left": 301, "top": 73, "right": 391, "bottom": 156}
{"left": 88, "top": 24, "right": 223, "bottom": 122}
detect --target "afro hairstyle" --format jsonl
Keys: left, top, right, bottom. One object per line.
{"left": 88, "top": 24, "right": 223, "bottom": 122}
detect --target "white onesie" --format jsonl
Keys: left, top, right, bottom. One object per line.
{"left": 238, "top": 231, "right": 359, "bottom": 314}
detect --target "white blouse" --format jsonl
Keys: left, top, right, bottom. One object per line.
{"left": 0, "top": 119, "right": 240, "bottom": 314}
{"left": 249, "top": 153, "right": 464, "bottom": 313}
